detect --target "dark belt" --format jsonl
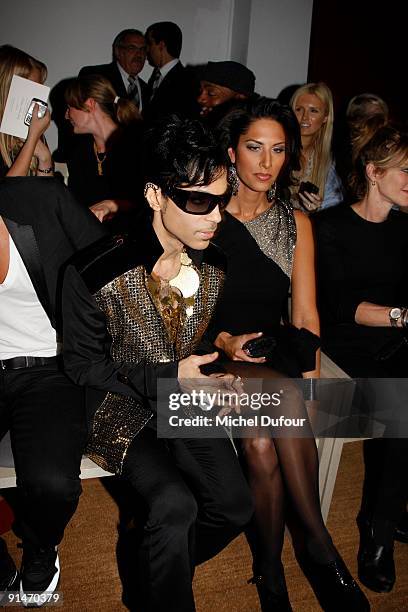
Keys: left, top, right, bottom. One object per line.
{"left": 0, "top": 356, "right": 58, "bottom": 371}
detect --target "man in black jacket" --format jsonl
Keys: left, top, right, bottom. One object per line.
{"left": 144, "top": 21, "right": 197, "bottom": 121}
{"left": 79, "top": 29, "right": 148, "bottom": 113}
{"left": 61, "top": 118, "right": 253, "bottom": 611}
{"left": 0, "top": 177, "right": 106, "bottom": 604}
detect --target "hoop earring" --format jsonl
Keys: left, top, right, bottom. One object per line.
{"left": 267, "top": 182, "right": 277, "bottom": 202}
{"left": 144, "top": 182, "right": 158, "bottom": 197}
{"left": 228, "top": 165, "right": 240, "bottom": 196}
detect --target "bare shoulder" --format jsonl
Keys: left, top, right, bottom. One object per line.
{"left": 293, "top": 210, "right": 313, "bottom": 239}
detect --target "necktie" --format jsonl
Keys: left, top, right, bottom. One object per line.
{"left": 127, "top": 75, "right": 140, "bottom": 108}
{"left": 149, "top": 68, "right": 162, "bottom": 101}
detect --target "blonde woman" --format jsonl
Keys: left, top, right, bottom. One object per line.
{"left": 0, "top": 45, "right": 53, "bottom": 177}
{"left": 315, "top": 125, "right": 408, "bottom": 595}
{"left": 290, "top": 82, "right": 342, "bottom": 212}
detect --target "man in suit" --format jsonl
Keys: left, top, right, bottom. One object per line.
{"left": 144, "top": 21, "right": 197, "bottom": 121}
{"left": 0, "top": 177, "right": 106, "bottom": 604}
{"left": 79, "top": 29, "right": 148, "bottom": 113}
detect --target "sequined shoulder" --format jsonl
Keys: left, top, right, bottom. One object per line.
{"left": 242, "top": 198, "right": 296, "bottom": 278}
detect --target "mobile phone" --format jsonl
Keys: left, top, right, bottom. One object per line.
{"left": 298, "top": 181, "right": 319, "bottom": 196}
{"left": 242, "top": 336, "right": 277, "bottom": 358}
{"left": 24, "top": 98, "right": 48, "bottom": 126}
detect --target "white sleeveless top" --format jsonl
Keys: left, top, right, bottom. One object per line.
{"left": 0, "top": 236, "right": 58, "bottom": 359}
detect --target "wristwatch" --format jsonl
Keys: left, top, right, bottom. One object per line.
{"left": 389, "top": 307, "right": 403, "bottom": 327}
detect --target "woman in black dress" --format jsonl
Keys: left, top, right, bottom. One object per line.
{"left": 314, "top": 126, "right": 408, "bottom": 595}
{"left": 64, "top": 74, "right": 141, "bottom": 221}
{"left": 210, "top": 98, "right": 369, "bottom": 611}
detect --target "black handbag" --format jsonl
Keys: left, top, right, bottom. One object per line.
{"left": 244, "top": 325, "right": 320, "bottom": 377}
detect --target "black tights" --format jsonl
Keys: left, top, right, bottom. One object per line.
{"left": 238, "top": 435, "right": 336, "bottom": 585}
{"left": 227, "top": 363, "right": 337, "bottom": 590}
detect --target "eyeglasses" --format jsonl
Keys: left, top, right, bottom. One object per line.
{"left": 119, "top": 44, "right": 146, "bottom": 53}
{"left": 165, "top": 187, "right": 230, "bottom": 215}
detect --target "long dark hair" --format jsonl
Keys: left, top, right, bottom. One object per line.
{"left": 218, "top": 96, "right": 301, "bottom": 188}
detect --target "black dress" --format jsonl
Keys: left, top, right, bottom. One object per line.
{"left": 207, "top": 199, "right": 356, "bottom": 607}
{"left": 66, "top": 127, "right": 143, "bottom": 209}
{"left": 210, "top": 200, "right": 318, "bottom": 376}
{"left": 314, "top": 204, "right": 408, "bottom": 532}
{"left": 315, "top": 205, "right": 408, "bottom": 375}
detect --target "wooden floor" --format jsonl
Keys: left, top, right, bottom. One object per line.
{"left": 2, "top": 441, "right": 408, "bottom": 611}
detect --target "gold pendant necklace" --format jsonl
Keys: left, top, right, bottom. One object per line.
{"left": 169, "top": 251, "right": 200, "bottom": 316}
{"left": 93, "top": 142, "right": 107, "bottom": 176}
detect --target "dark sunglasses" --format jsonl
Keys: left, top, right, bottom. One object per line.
{"left": 165, "top": 186, "right": 230, "bottom": 215}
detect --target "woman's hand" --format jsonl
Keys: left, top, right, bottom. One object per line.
{"left": 6, "top": 106, "right": 52, "bottom": 177}
{"left": 90, "top": 200, "right": 119, "bottom": 222}
{"left": 27, "top": 105, "right": 51, "bottom": 143}
{"left": 215, "top": 331, "right": 267, "bottom": 363}
{"left": 298, "top": 190, "right": 322, "bottom": 211}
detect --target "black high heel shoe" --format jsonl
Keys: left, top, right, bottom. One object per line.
{"left": 248, "top": 564, "right": 293, "bottom": 612}
{"left": 357, "top": 515, "right": 395, "bottom": 593}
{"left": 300, "top": 554, "right": 370, "bottom": 611}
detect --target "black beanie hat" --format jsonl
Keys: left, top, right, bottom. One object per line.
{"left": 200, "top": 61, "right": 255, "bottom": 96}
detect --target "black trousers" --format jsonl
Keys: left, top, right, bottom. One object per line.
{"left": 0, "top": 364, "right": 88, "bottom": 548}
{"left": 121, "top": 426, "right": 253, "bottom": 612}
{"left": 322, "top": 342, "right": 408, "bottom": 527}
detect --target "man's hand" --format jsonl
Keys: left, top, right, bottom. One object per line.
{"left": 178, "top": 352, "right": 244, "bottom": 414}
{"left": 178, "top": 352, "right": 219, "bottom": 378}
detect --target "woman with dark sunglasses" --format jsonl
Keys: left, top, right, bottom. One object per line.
{"left": 60, "top": 116, "right": 253, "bottom": 612}
{"left": 207, "top": 98, "right": 369, "bottom": 611}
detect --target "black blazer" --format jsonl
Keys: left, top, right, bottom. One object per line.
{"left": 79, "top": 62, "right": 148, "bottom": 108}
{"left": 0, "top": 177, "right": 106, "bottom": 329}
{"left": 144, "top": 62, "right": 197, "bottom": 121}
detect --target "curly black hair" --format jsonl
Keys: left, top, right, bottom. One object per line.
{"left": 143, "top": 115, "right": 228, "bottom": 194}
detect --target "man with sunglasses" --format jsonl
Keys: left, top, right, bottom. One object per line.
{"left": 61, "top": 117, "right": 253, "bottom": 612}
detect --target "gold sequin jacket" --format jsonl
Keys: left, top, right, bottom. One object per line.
{"left": 62, "top": 223, "right": 226, "bottom": 474}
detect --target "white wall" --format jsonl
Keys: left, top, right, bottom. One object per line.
{"left": 0, "top": 0, "right": 313, "bottom": 150}
{"left": 229, "top": 0, "right": 252, "bottom": 64}
{"left": 247, "top": 0, "right": 313, "bottom": 98}
{"left": 0, "top": 0, "right": 237, "bottom": 150}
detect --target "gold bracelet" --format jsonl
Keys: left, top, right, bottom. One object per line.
{"left": 37, "top": 166, "right": 53, "bottom": 174}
